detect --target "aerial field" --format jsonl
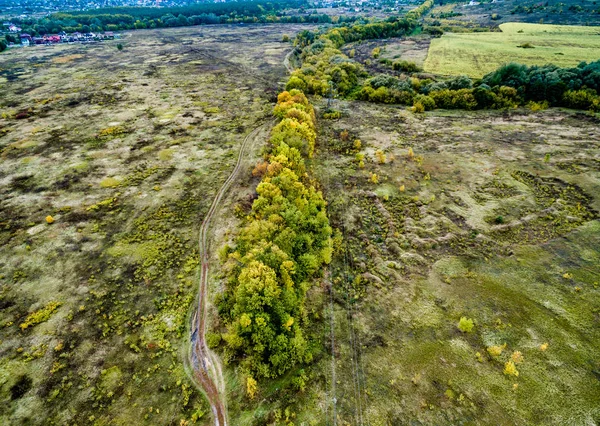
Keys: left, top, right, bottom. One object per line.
{"left": 309, "top": 100, "right": 600, "bottom": 425}
{"left": 0, "top": 24, "right": 311, "bottom": 425}
{"left": 424, "top": 22, "right": 600, "bottom": 77}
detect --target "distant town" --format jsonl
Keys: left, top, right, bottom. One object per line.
{"left": 2, "top": 22, "right": 120, "bottom": 48}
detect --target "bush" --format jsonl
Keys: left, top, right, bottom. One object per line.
{"left": 323, "top": 109, "right": 341, "bottom": 119}
{"left": 562, "top": 89, "right": 600, "bottom": 112}
{"left": 411, "top": 102, "right": 425, "bottom": 113}
{"left": 457, "top": 317, "right": 474, "bottom": 333}
{"left": 447, "top": 75, "right": 473, "bottom": 90}
{"left": 487, "top": 343, "right": 506, "bottom": 357}
{"left": 413, "top": 94, "right": 435, "bottom": 110}
{"left": 206, "top": 332, "right": 222, "bottom": 348}
{"left": 392, "top": 60, "right": 422, "bottom": 73}
{"left": 430, "top": 89, "right": 477, "bottom": 110}
{"left": 286, "top": 75, "right": 307, "bottom": 92}
{"left": 20, "top": 302, "right": 61, "bottom": 330}
{"left": 527, "top": 100, "right": 549, "bottom": 111}
{"left": 503, "top": 361, "right": 519, "bottom": 376}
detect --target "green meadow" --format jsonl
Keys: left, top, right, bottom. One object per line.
{"left": 424, "top": 23, "right": 600, "bottom": 77}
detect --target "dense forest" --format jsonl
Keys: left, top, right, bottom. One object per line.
{"left": 7, "top": 0, "right": 359, "bottom": 36}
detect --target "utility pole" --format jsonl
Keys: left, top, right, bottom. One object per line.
{"left": 327, "top": 80, "right": 334, "bottom": 110}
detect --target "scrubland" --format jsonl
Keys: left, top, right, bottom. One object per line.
{"left": 0, "top": 24, "right": 304, "bottom": 425}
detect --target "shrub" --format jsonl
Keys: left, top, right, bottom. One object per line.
{"left": 286, "top": 75, "right": 308, "bottom": 92}
{"left": 282, "top": 34, "right": 290, "bottom": 42}
{"left": 511, "top": 351, "right": 524, "bottom": 363}
{"left": 117, "top": 43, "right": 123, "bottom": 51}
{"left": 503, "top": 360, "right": 519, "bottom": 376}
{"left": 246, "top": 376, "right": 258, "bottom": 399}
{"left": 20, "top": 302, "right": 61, "bottom": 330}
{"left": 45, "top": 215, "right": 55, "bottom": 224}
{"left": 206, "top": 333, "right": 222, "bottom": 349}
{"left": 392, "top": 60, "right": 422, "bottom": 73}
{"left": 527, "top": 101, "right": 549, "bottom": 111}
{"left": 411, "top": 102, "right": 425, "bottom": 113}
{"left": 562, "top": 90, "right": 600, "bottom": 112}
{"left": 372, "top": 47, "right": 381, "bottom": 58}
{"left": 323, "top": 110, "right": 341, "bottom": 119}
{"left": 430, "top": 89, "right": 477, "bottom": 110}
{"left": 487, "top": 343, "right": 506, "bottom": 357}
{"left": 457, "top": 317, "right": 474, "bottom": 333}
{"left": 447, "top": 75, "right": 473, "bottom": 90}
{"left": 100, "top": 177, "right": 121, "bottom": 188}
{"left": 413, "top": 94, "right": 435, "bottom": 111}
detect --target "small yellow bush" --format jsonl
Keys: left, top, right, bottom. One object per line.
{"left": 457, "top": 317, "right": 474, "bottom": 333}
{"left": 487, "top": 343, "right": 506, "bottom": 357}
{"left": 100, "top": 177, "right": 121, "bottom": 188}
{"left": 246, "top": 376, "right": 258, "bottom": 399}
{"left": 20, "top": 302, "right": 61, "bottom": 330}
{"left": 503, "top": 360, "right": 519, "bottom": 377}
{"left": 511, "top": 351, "right": 524, "bottom": 363}
{"left": 45, "top": 215, "right": 55, "bottom": 224}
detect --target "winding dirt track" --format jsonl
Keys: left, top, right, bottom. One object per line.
{"left": 190, "top": 123, "right": 267, "bottom": 426}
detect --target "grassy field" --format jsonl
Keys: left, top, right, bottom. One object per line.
{"left": 0, "top": 24, "right": 312, "bottom": 425}
{"left": 424, "top": 22, "right": 600, "bottom": 77}
{"left": 427, "top": 0, "right": 600, "bottom": 27}
{"left": 305, "top": 102, "right": 600, "bottom": 425}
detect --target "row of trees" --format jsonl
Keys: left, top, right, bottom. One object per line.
{"left": 357, "top": 62, "right": 600, "bottom": 111}
{"left": 286, "top": 0, "right": 599, "bottom": 113}
{"left": 217, "top": 90, "right": 332, "bottom": 381}
{"left": 286, "top": 0, "right": 435, "bottom": 96}
{"left": 7, "top": 0, "right": 368, "bottom": 36}
{"left": 10, "top": 13, "right": 343, "bottom": 37}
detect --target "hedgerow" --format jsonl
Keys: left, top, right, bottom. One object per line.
{"left": 218, "top": 90, "right": 332, "bottom": 381}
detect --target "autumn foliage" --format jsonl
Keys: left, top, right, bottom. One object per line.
{"left": 219, "top": 90, "right": 332, "bottom": 379}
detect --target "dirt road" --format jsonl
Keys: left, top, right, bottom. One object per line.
{"left": 190, "top": 123, "right": 268, "bottom": 426}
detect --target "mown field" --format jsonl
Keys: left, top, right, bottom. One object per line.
{"left": 0, "top": 24, "right": 310, "bottom": 425}
{"left": 424, "top": 23, "right": 600, "bottom": 77}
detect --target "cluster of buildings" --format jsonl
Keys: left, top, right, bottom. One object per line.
{"left": 19, "top": 31, "right": 119, "bottom": 46}
{"left": 2, "top": 23, "right": 120, "bottom": 47}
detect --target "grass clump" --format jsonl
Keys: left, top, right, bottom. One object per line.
{"left": 457, "top": 316, "right": 474, "bottom": 333}
{"left": 100, "top": 177, "right": 121, "bottom": 188}
{"left": 503, "top": 360, "right": 519, "bottom": 376}
{"left": 20, "top": 301, "right": 61, "bottom": 330}
{"left": 487, "top": 343, "right": 506, "bottom": 357}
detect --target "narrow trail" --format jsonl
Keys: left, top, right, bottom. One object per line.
{"left": 189, "top": 123, "right": 267, "bottom": 426}
{"left": 283, "top": 47, "right": 298, "bottom": 74}
{"left": 189, "top": 46, "right": 297, "bottom": 426}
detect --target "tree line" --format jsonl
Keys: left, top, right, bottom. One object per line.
{"left": 6, "top": 0, "right": 361, "bottom": 36}
{"left": 287, "top": 0, "right": 600, "bottom": 113}
{"left": 216, "top": 90, "right": 332, "bottom": 386}
{"left": 358, "top": 61, "right": 600, "bottom": 112}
